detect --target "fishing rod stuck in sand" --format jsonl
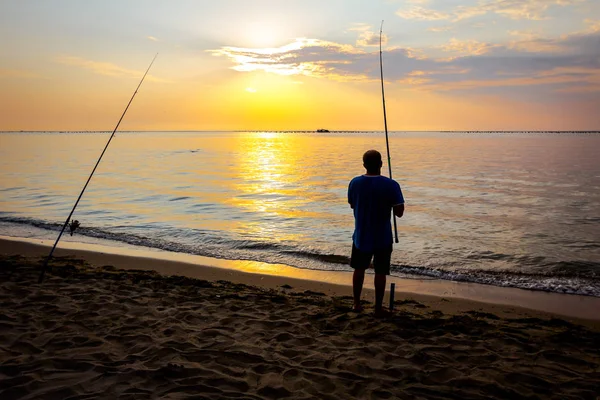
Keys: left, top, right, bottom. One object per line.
{"left": 37, "top": 54, "right": 158, "bottom": 283}
{"left": 379, "top": 21, "right": 399, "bottom": 244}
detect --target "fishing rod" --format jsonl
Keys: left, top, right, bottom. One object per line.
{"left": 379, "top": 21, "right": 399, "bottom": 244}
{"left": 37, "top": 53, "right": 158, "bottom": 283}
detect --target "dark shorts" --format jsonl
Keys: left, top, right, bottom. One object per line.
{"left": 350, "top": 243, "right": 392, "bottom": 275}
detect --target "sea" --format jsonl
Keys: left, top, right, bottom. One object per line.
{"left": 1, "top": 131, "right": 599, "bottom": 297}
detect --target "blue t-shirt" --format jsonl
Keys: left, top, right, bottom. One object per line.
{"left": 348, "top": 175, "right": 404, "bottom": 252}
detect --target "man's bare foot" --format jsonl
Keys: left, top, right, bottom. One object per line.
{"left": 353, "top": 304, "right": 364, "bottom": 313}
{"left": 374, "top": 308, "right": 393, "bottom": 318}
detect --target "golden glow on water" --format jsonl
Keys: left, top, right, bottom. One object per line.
{"left": 226, "top": 132, "right": 346, "bottom": 241}
{"left": 229, "top": 133, "right": 294, "bottom": 214}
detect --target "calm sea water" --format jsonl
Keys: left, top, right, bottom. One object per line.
{"left": 1, "top": 131, "right": 599, "bottom": 296}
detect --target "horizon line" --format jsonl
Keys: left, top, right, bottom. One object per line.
{"left": 2, "top": 129, "right": 600, "bottom": 133}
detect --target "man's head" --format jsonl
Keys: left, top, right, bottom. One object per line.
{"left": 363, "top": 150, "right": 383, "bottom": 175}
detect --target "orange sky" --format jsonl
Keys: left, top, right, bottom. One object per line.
{"left": 0, "top": 0, "right": 598, "bottom": 131}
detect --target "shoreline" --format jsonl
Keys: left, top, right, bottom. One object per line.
{"left": 1, "top": 236, "right": 599, "bottom": 326}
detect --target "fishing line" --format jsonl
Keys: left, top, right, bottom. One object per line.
{"left": 37, "top": 54, "right": 158, "bottom": 283}
{"left": 379, "top": 21, "right": 399, "bottom": 244}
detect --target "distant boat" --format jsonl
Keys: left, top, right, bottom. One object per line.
{"left": 316, "top": 129, "right": 330, "bottom": 133}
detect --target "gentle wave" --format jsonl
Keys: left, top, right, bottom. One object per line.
{"left": 1, "top": 216, "right": 598, "bottom": 297}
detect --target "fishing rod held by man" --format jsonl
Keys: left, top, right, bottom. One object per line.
{"left": 379, "top": 20, "right": 399, "bottom": 243}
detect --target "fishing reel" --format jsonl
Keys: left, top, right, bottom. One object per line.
{"left": 69, "top": 219, "right": 80, "bottom": 236}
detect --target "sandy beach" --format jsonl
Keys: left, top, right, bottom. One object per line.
{"left": 1, "top": 239, "right": 600, "bottom": 399}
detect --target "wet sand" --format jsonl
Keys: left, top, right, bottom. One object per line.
{"left": 1, "top": 239, "right": 600, "bottom": 399}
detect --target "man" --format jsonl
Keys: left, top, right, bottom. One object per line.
{"left": 348, "top": 150, "right": 404, "bottom": 317}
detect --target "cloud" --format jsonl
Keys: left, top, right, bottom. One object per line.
{"left": 415, "top": 31, "right": 600, "bottom": 95}
{"left": 397, "top": 68, "right": 468, "bottom": 85}
{"left": 440, "top": 38, "right": 498, "bottom": 57}
{"left": 147, "top": 36, "right": 159, "bottom": 42}
{"left": 482, "top": 0, "right": 584, "bottom": 20}
{"left": 209, "top": 38, "right": 373, "bottom": 81}
{"left": 397, "top": 0, "right": 585, "bottom": 22}
{"left": 502, "top": 24, "right": 600, "bottom": 54}
{"left": 585, "top": 19, "right": 600, "bottom": 33}
{"left": 428, "top": 25, "right": 454, "bottom": 32}
{"left": 348, "top": 23, "right": 388, "bottom": 47}
{"left": 57, "top": 56, "right": 140, "bottom": 77}
{"left": 396, "top": 6, "right": 452, "bottom": 21}
{"left": 347, "top": 23, "right": 371, "bottom": 32}
{"left": 506, "top": 30, "right": 565, "bottom": 52}
{"left": 55, "top": 56, "right": 170, "bottom": 83}
{"left": 209, "top": 28, "right": 600, "bottom": 99}
{"left": 357, "top": 31, "right": 388, "bottom": 47}
{"left": 416, "top": 67, "right": 600, "bottom": 92}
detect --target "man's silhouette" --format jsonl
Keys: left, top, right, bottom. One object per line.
{"left": 348, "top": 150, "right": 404, "bottom": 317}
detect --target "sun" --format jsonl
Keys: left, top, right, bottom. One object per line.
{"left": 256, "top": 132, "right": 278, "bottom": 139}
{"left": 244, "top": 22, "right": 281, "bottom": 48}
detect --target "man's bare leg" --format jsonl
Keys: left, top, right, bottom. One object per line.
{"left": 352, "top": 268, "right": 366, "bottom": 311}
{"left": 374, "top": 273, "right": 390, "bottom": 317}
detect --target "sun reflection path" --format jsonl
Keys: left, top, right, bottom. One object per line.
{"left": 228, "top": 132, "right": 312, "bottom": 242}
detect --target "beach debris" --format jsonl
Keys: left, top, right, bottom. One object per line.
{"left": 281, "top": 284, "right": 292, "bottom": 289}
{"left": 302, "top": 290, "right": 326, "bottom": 296}
{"left": 397, "top": 299, "right": 427, "bottom": 308}
{"left": 429, "top": 310, "right": 444, "bottom": 317}
{"left": 268, "top": 293, "right": 288, "bottom": 304}
{"left": 160, "top": 363, "right": 185, "bottom": 378}
{"left": 467, "top": 311, "right": 500, "bottom": 320}
{"left": 68, "top": 219, "right": 80, "bottom": 236}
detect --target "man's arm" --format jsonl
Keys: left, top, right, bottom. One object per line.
{"left": 393, "top": 204, "right": 404, "bottom": 218}
{"left": 391, "top": 180, "right": 404, "bottom": 218}
{"left": 348, "top": 179, "right": 354, "bottom": 209}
